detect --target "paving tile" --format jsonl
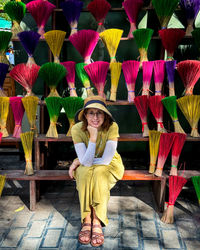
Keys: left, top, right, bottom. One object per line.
{"left": 18, "top": 237, "right": 41, "bottom": 250}
{"left": 122, "top": 211, "right": 137, "bottom": 228}
{"left": 48, "top": 212, "right": 66, "bottom": 228}
{"left": 141, "top": 220, "right": 158, "bottom": 238}
{"left": 176, "top": 220, "right": 197, "bottom": 238}
{"left": 27, "top": 221, "right": 47, "bottom": 237}
{"left": 143, "top": 240, "right": 161, "bottom": 250}
{"left": 41, "top": 229, "right": 63, "bottom": 248}
{"left": 12, "top": 213, "right": 33, "bottom": 228}
{"left": 103, "top": 237, "right": 120, "bottom": 250}
{"left": 1, "top": 228, "right": 25, "bottom": 248}
{"left": 60, "top": 238, "right": 78, "bottom": 250}
{"left": 64, "top": 221, "right": 81, "bottom": 237}
{"left": 183, "top": 240, "right": 200, "bottom": 249}
{"left": 162, "top": 229, "right": 181, "bottom": 249}
{"left": 104, "top": 219, "right": 119, "bottom": 237}
{"left": 122, "top": 228, "right": 139, "bottom": 248}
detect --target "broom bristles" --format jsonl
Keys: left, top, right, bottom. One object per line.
{"left": 0, "top": 132, "right": 2, "bottom": 142}
{"left": 142, "top": 61, "right": 154, "bottom": 95}
{"left": 60, "top": 0, "right": 83, "bottom": 24}
{"left": 87, "top": 0, "right": 111, "bottom": 22}
{"left": 191, "top": 176, "right": 200, "bottom": 205}
{"left": 153, "top": 60, "right": 165, "bottom": 95}
{"left": 165, "top": 60, "right": 176, "bottom": 96}
{"left": 110, "top": 62, "right": 122, "bottom": 101}
{"left": 0, "top": 97, "right": 10, "bottom": 137}
{"left": 149, "top": 130, "right": 161, "bottom": 173}
{"left": 180, "top": 0, "right": 200, "bottom": 20}
{"left": 4, "top": 1, "right": 26, "bottom": 23}
{"left": 0, "top": 174, "right": 6, "bottom": 197}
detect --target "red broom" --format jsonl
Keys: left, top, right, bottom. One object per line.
{"left": 122, "top": 0, "right": 143, "bottom": 39}
{"left": 153, "top": 60, "right": 165, "bottom": 96}
{"left": 142, "top": 61, "right": 154, "bottom": 96}
{"left": 84, "top": 61, "right": 110, "bottom": 98}
{"left": 161, "top": 175, "right": 187, "bottom": 224}
{"left": 69, "top": 30, "right": 99, "bottom": 64}
{"left": 134, "top": 95, "right": 149, "bottom": 137}
{"left": 61, "top": 61, "right": 77, "bottom": 97}
{"left": 9, "top": 96, "right": 25, "bottom": 138}
{"left": 176, "top": 60, "right": 200, "bottom": 95}
{"left": 122, "top": 60, "right": 140, "bottom": 103}
{"left": 159, "top": 29, "right": 185, "bottom": 61}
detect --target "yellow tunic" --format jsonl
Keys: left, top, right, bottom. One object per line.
{"left": 71, "top": 121, "right": 124, "bottom": 226}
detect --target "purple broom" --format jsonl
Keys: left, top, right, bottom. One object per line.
{"left": 0, "top": 63, "right": 9, "bottom": 97}
{"left": 153, "top": 60, "right": 165, "bottom": 96}
{"left": 142, "top": 61, "right": 154, "bottom": 96}
{"left": 165, "top": 60, "right": 177, "bottom": 96}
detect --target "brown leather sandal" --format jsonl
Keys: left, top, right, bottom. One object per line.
{"left": 78, "top": 223, "right": 91, "bottom": 245}
{"left": 91, "top": 224, "right": 104, "bottom": 247}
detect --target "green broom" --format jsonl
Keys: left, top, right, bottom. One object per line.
{"left": 61, "top": 97, "right": 84, "bottom": 136}
{"left": 38, "top": 62, "right": 67, "bottom": 97}
{"left": 0, "top": 174, "right": 6, "bottom": 197}
{"left": 45, "top": 97, "right": 62, "bottom": 138}
{"left": 0, "top": 31, "right": 12, "bottom": 65}
{"left": 192, "top": 176, "right": 200, "bottom": 205}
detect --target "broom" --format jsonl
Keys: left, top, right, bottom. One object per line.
{"left": 0, "top": 63, "right": 9, "bottom": 97}
{"left": 60, "top": 0, "right": 83, "bottom": 36}
{"left": 84, "top": 61, "right": 110, "bottom": 98}
{"left": 76, "top": 63, "right": 94, "bottom": 97}
{"left": 153, "top": 60, "right": 165, "bottom": 96}
{"left": 191, "top": 176, "right": 200, "bottom": 205}
{"left": 10, "top": 96, "right": 25, "bottom": 138}
{"left": 134, "top": 95, "right": 149, "bottom": 137}
{"left": 162, "top": 96, "right": 185, "bottom": 134}
{"left": 149, "top": 130, "right": 161, "bottom": 173}
{"left": 0, "top": 132, "right": 2, "bottom": 142}
{"left": 122, "top": 0, "right": 143, "bottom": 39}
{"left": 158, "top": 28, "right": 185, "bottom": 61}
{"left": 61, "top": 61, "right": 77, "bottom": 97}
{"left": 161, "top": 175, "right": 187, "bottom": 224}
{"left": 177, "top": 95, "right": 200, "bottom": 137}
{"left": 61, "top": 96, "right": 84, "bottom": 136}
{"left": 99, "top": 29, "right": 123, "bottom": 63}
{"left": 20, "top": 131, "right": 34, "bottom": 175}
{"left": 133, "top": 28, "right": 154, "bottom": 68}
{"left": 0, "top": 174, "right": 6, "bottom": 197}
{"left": 142, "top": 61, "right": 154, "bottom": 96}
{"left": 38, "top": 62, "right": 67, "bottom": 97}
{"left": 3, "top": 1, "right": 26, "bottom": 38}
{"left": 192, "top": 28, "right": 200, "bottom": 56}
{"left": 165, "top": 60, "right": 177, "bottom": 96}
{"left": 0, "top": 31, "right": 12, "bottom": 65}
{"left": 176, "top": 60, "right": 200, "bottom": 95}
{"left": 0, "top": 97, "right": 9, "bottom": 137}
{"left": 122, "top": 60, "right": 140, "bottom": 103}
{"left": 109, "top": 62, "right": 122, "bottom": 102}
{"left": 87, "top": 0, "right": 111, "bottom": 33}
{"left": 45, "top": 97, "right": 62, "bottom": 138}
{"left": 26, "top": 0, "right": 56, "bottom": 37}
{"left": 18, "top": 31, "right": 41, "bottom": 66}
{"left": 69, "top": 29, "right": 99, "bottom": 64}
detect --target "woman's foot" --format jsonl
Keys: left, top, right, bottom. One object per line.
{"left": 78, "top": 222, "right": 91, "bottom": 245}
{"left": 91, "top": 219, "right": 104, "bottom": 247}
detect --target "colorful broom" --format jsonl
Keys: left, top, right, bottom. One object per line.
{"left": 153, "top": 60, "right": 165, "bottom": 96}
{"left": 134, "top": 95, "right": 149, "bottom": 137}
{"left": 84, "top": 61, "right": 110, "bottom": 98}
{"left": 161, "top": 175, "right": 187, "bottom": 224}
{"left": 165, "top": 60, "right": 177, "bottom": 96}
{"left": 0, "top": 132, "right": 2, "bottom": 142}
{"left": 18, "top": 31, "right": 41, "bottom": 66}
{"left": 26, "top": 0, "right": 56, "bottom": 37}
{"left": 0, "top": 63, "right": 9, "bottom": 97}
{"left": 122, "top": 0, "right": 143, "bottom": 39}
{"left": 45, "top": 97, "right": 62, "bottom": 138}
{"left": 191, "top": 176, "right": 200, "bottom": 205}
{"left": 162, "top": 96, "right": 185, "bottom": 134}
{"left": 20, "top": 131, "right": 34, "bottom": 175}
{"left": 0, "top": 97, "right": 9, "bottom": 137}
{"left": 69, "top": 29, "right": 99, "bottom": 64}
{"left": 0, "top": 31, "right": 12, "bottom": 65}
{"left": 0, "top": 174, "right": 6, "bottom": 197}
{"left": 60, "top": 0, "right": 83, "bottom": 36}
{"left": 38, "top": 62, "right": 67, "bottom": 97}
{"left": 10, "top": 96, "right": 25, "bottom": 138}
{"left": 149, "top": 130, "right": 161, "bottom": 173}
{"left": 176, "top": 60, "right": 200, "bottom": 95}
{"left": 99, "top": 29, "right": 123, "bottom": 63}
{"left": 87, "top": 0, "right": 111, "bottom": 33}
{"left": 61, "top": 96, "right": 84, "bottom": 136}
{"left": 109, "top": 62, "right": 122, "bottom": 101}
{"left": 122, "top": 60, "right": 140, "bottom": 102}
{"left": 142, "top": 61, "right": 154, "bottom": 96}
{"left": 61, "top": 61, "right": 77, "bottom": 97}
{"left": 192, "top": 28, "right": 200, "bottom": 55}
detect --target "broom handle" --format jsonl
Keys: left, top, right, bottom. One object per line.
{"left": 128, "top": 22, "right": 136, "bottom": 39}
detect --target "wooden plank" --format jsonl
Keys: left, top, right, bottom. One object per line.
{"left": 30, "top": 181, "right": 36, "bottom": 211}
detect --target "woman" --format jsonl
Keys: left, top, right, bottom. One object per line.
{"left": 69, "top": 95, "right": 124, "bottom": 247}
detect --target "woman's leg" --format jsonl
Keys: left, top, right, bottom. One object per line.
{"left": 91, "top": 207, "right": 104, "bottom": 246}
{"left": 79, "top": 211, "right": 92, "bottom": 244}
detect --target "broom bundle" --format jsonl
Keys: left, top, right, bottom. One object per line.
{"left": 177, "top": 95, "right": 200, "bottom": 137}
{"left": 176, "top": 60, "right": 200, "bottom": 95}
{"left": 0, "top": 63, "right": 9, "bottom": 97}
{"left": 0, "top": 97, "right": 9, "bottom": 137}
{"left": 122, "top": 0, "right": 144, "bottom": 39}
{"left": 20, "top": 131, "right": 34, "bottom": 176}
{"left": 122, "top": 60, "right": 140, "bottom": 103}
{"left": 61, "top": 96, "right": 84, "bottom": 136}
{"left": 161, "top": 175, "right": 187, "bottom": 224}
{"left": 165, "top": 60, "right": 177, "bottom": 96}
{"left": 0, "top": 174, "right": 6, "bottom": 197}
{"left": 18, "top": 31, "right": 41, "bottom": 66}
{"left": 84, "top": 61, "right": 110, "bottom": 98}
{"left": 109, "top": 62, "right": 122, "bottom": 102}
{"left": 142, "top": 61, "right": 154, "bottom": 96}
{"left": 69, "top": 29, "right": 99, "bottom": 64}
{"left": 162, "top": 96, "right": 185, "bottom": 134}
{"left": 45, "top": 97, "right": 62, "bottom": 138}
{"left": 149, "top": 130, "right": 161, "bottom": 173}
{"left": 10, "top": 96, "right": 25, "bottom": 138}
{"left": 38, "top": 62, "right": 67, "bottom": 97}
{"left": 26, "top": 0, "right": 56, "bottom": 37}
{"left": 191, "top": 176, "right": 200, "bottom": 205}
{"left": 60, "top": 0, "right": 83, "bottom": 36}
{"left": 134, "top": 95, "right": 149, "bottom": 137}
{"left": 100, "top": 29, "right": 123, "bottom": 63}
{"left": 88, "top": 0, "right": 111, "bottom": 33}
{"left": 0, "top": 132, "right": 2, "bottom": 142}
{"left": 153, "top": 60, "right": 165, "bottom": 96}
{"left": 0, "top": 31, "right": 12, "bottom": 65}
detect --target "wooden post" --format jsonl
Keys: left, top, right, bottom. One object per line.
{"left": 30, "top": 180, "right": 36, "bottom": 211}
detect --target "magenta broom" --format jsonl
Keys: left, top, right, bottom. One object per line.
{"left": 142, "top": 61, "right": 154, "bottom": 96}
{"left": 0, "top": 132, "right": 2, "bottom": 143}
{"left": 153, "top": 60, "right": 165, "bottom": 96}
{"left": 165, "top": 60, "right": 177, "bottom": 96}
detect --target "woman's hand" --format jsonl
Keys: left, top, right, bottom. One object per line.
{"left": 87, "top": 125, "right": 98, "bottom": 143}
{"left": 68, "top": 159, "right": 80, "bottom": 179}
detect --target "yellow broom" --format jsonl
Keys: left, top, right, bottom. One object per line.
{"left": 0, "top": 175, "right": 6, "bottom": 197}
{"left": 99, "top": 29, "right": 123, "bottom": 63}
{"left": 149, "top": 130, "right": 161, "bottom": 174}
{"left": 44, "top": 30, "right": 66, "bottom": 63}
{"left": 20, "top": 131, "right": 34, "bottom": 175}
{"left": 0, "top": 97, "right": 9, "bottom": 137}
{"left": 177, "top": 95, "right": 200, "bottom": 137}
{"left": 109, "top": 62, "right": 122, "bottom": 102}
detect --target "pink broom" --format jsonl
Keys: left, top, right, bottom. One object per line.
{"left": 9, "top": 97, "right": 25, "bottom": 138}
{"left": 69, "top": 29, "right": 99, "bottom": 64}
{"left": 84, "top": 61, "right": 110, "bottom": 98}
{"left": 153, "top": 60, "right": 165, "bottom": 96}
{"left": 142, "top": 61, "right": 154, "bottom": 96}
{"left": 122, "top": 60, "right": 140, "bottom": 103}
{"left": 134, "top": 95, "right": 149, "bottom": 137}
{"left": 61, "top": 61, "right": 77, "bottom": 97}
{"left": 165, "top": 60, "right": 177, "bottom": 96}
{"left": 0, "top": 132, "right": 2, "bottom": 143}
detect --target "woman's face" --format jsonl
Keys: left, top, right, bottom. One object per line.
{"left": 85, "top": 108, "right": 105, "bottom": 129}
